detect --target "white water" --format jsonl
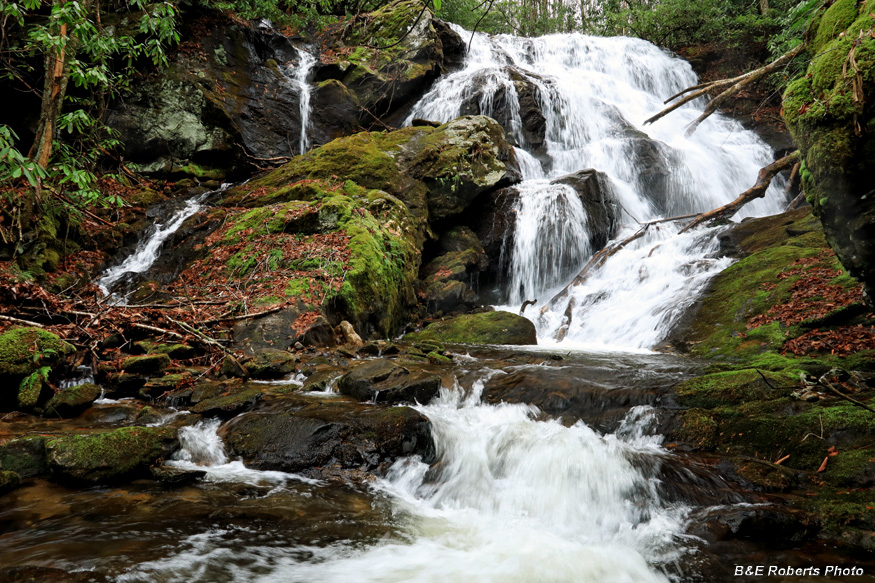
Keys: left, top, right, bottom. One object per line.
{"left": 407, "top": 27, "right": 786, "bottom": 349}
{"left": 120, "top": 376, "right": 689, "bottom": 582}
{"left": 96, "top": 192, "right": 211, "bottom": 300}
{"left": 286, "top": 48, "right": 317, "bottom": 155}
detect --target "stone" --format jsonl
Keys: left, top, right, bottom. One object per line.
{"left": 46, "top": 426, "right": 178, "bottom": 484}
{"left": 120, "top": 353, "right": 171, "bottom": 376}
{"left": 245, "top": 348, "right": 297, "bottom": 379}
{"left": 550, "top": 169, "right": 621, "bottom": 251}
{"left": 44, "top": 383, "right": 103, "bottom": 418}
{"left": 337, "top": 359, "right": 442, "bottom": 404}
{"left": 150, "top": 464, "right": 207, "bottom": 485}
{"left": 405, "top": 311, "right": 537, "bottom": 345}
{"left": 339, "top": 320, "right": 364, "bottom": 347}
{"left": 0, "top": 469, "right": 21, "bottom": 494}
{"left": 189, "top": 385, "right": 263, "bottom": 417}
{"left": 220, "top": 396, "right": 435, "bottom": 475}
{"left": 0, "top": 436, "right": 48, "bottom": 478}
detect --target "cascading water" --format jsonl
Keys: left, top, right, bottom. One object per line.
{"left": 96, "top": 191, "right": 214, "bottom": 301}
{"left": 407, "top": 27, "right": 787, "bottom": 349}
{"left": 284, "top": 48, "right": 317, "bottom": 155}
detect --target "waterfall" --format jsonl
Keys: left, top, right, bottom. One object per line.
{"left": 285, "top": 47, "right": 317, "bottom": 155}
{"left": 407, "top": 26, "right": 786, "bottom": 349}
{"left": 95, "top": 191, "right": 213, "bottom": 301}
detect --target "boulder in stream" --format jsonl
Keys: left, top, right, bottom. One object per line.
{"left": 337, "top": 359, "right": 442, "bottom": 404}
{"left": 405, "top": 310, "right": 537, "bottom": 345}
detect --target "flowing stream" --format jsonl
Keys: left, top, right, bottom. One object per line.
{"left": 407, "top": 26, "right": 785, "bottom": 350}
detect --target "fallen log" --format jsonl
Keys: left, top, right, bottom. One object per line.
{"left": 644, "top": 44, "right": 804, "bottom": 135}
{"left": 679, "top": 151, "right": 799, "bottom": 234}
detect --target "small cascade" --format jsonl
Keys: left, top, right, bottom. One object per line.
{"left": 172, "top": 419, "right": 228, "bottom": 466}
{"left": 284, "top": 48, "right": 317, "bottom": 155}
{"left": 96, "top": 191, "right": 215, "bottom": 301}
{"left": 407, "top": 26, "right": 787, "bottom": 349}
{"left": 59, "top": 365, "right": 95, "bottom": 389}
{"left": 245, "top": 376, "right": 689, "bottom": 582}
{"left": 506, "top": 180, "right": 591, "bottom": 306}
{"left": 168, "top": 419, "right": 318, "bottom": 485}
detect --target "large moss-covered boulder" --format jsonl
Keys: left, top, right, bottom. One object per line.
{"left": 406, "top": 310, "right": 538, "bottom": 345}
{"left": 0, "top": 436, "right": 48, "bottom": 478}
{"left": 45, "top": 426, "right": 178, "bottom": 484}
{"left": 0, "top": 327, "right": 75, "bottom": 409}
{"left": 782, "top": 0, "right": 875, "bottom": 301}
{"left": 420, "top": 226, "right": 488, "bottom": 314}
{"left": 337, "top": 358, "right": 442, "bottom": 403}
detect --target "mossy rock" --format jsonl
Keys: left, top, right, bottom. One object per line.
{"left": 44, "top": 383, "right": 103, "bottom": 417}
{"left": 245, "top": 349, "right": 297, "bottom": 379}
{"left": 120, "top": 353, "right": 171, "bottom": 375}
{"left": 673, "top": 368, "right": 799, "bottom": 409}
{"left": 0, "top": 470, "right": 21, "bottom": 495}
{"left": 46, "top": 426, "right": 178, "bottom": 484}
{"left": 0, "top": 327, "right": 75, "bottom": 404}
{"left": 782, "top": 0, "right": 875, "bottom": 297}
{"left": 405, "top": 311, "right": 537, "bottom": 345}
{"left": 0, "top": 436, "right": 47, "bottom": 478}
{"left": 671, "top": 209, "right": 847, "bottom": 360}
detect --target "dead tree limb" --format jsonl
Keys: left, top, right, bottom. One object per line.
{"left": 0, "top": 314, "right": 47, "bottom": 328}
{"left": 132, "top": 322, "right": 187, "bottom": 340}
{"left": 679, "top": 151, "right": 799, "bottom": 234}
{"left": 644, "top": 44, "right": 804, "bottom": 133}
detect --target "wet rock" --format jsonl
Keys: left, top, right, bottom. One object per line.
{"left": 221, "top": 396, "right": 435, "bottom": 475}
{"left": 420, "top": 226, "right": 488, "bottom": 314}
{"left": 337, "top": 359, "right": 442, "bottom": 404}
{"left": 245, "top": 348, "right": 297, "bottom": 379}
{"left": 221, "top": 355, "right": 249, "bottom": 379}
{"left": 687, "top": 504, "right": 815, "bottom": 544}
{"left": 0, "top": 566, "right": 106, "bottom": 583}
{"left": 315, "top": 0, "right": 463, "bottom": 126}
{"left": 459, "top": 66, "right": 547, "bottom": 150}
{"left": 0, "top": 436, "right": 47, "bottom": 478}
{"left": 405, "top": 115, "right": 521, "bottom": 221}
{"left": 103, "top": 372, "right": 147, "bottom": 397}
{"left": 189, "top": 384, "right": 263, "bottom": 417}
{"left": 134, "top": 341, "right": 197, "bottom": 359}
{"left": 120, "top": 354, "right": 171, "bottom": 376}
{"left": 150, "top": 464, "right": 207, "bottom": 485}
{"left": 140, "top": 374, "right": 189, "bottom": 400}
{"left": 232, "top": 304, "right": 332, "bottom": 353}
{"left": 470, "top": 187, "right": 519, "bottom": 298}
{"left": 405, "top": 311, "right": 537, "bottom": 345}
{"left": 0, "top": 469, "right": 21, "bottom": 494}
{"left": 44, "top": 383, "right": 102, "bottom": 418}
{"left": 550, "top": 169, "right": 620, "bottom": 251}
{"left": 483, "top": 367, "right": 659, "bottom": 429}
{"left": 46, "top": 426, "right": 178, "bottom": 484}
{"left": 301, "top": 369, "right": 341, "bottom": 392}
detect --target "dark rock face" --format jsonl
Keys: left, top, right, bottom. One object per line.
{"left": 337, "top": 359, "right": 442, "bottom": 404}
{"left": 551, "top": 169, "right": 621, "bottom": 251}
{"left": 459, "top": 66, "right": 548, "bottom": 151}
{"left": 420, "top": 227, "right": 489, "bottom": 314}
{"left": 220, "top": 396, "right": 435, "bottom": 475}
{"left": 44, "top": 383, "right": 102, "bottom": 418}
{"left": 232, "top": 303, "right": 335, "bottom": 354}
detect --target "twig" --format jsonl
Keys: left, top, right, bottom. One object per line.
{"left": 132, "top": 322, "right": 186, "bottom": 339}
{"left": 166, "top": 316, "right": 233, "bottom": 353}
{"left": 819, "top": 378, "right": 875, "bottom": 414}
{"left": 0, "top": 314, "right": 47, "bottom": 328}
{"left": 756, "top": 369, "right": 777, "bottom": 390}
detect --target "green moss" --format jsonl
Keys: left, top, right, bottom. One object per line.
{"left": 0, "top": 327, "right": 75, "bottom": 378}
{"left": 121, "top": 353, "right": 171, "bottom": 375}
{"left": 805, "top": 491, "right": 875, "bottom": 535}
{"left": 17, "top": 366, "right": 49, "bottom": 408}
{"left": 190, "top": 386, "right": 262, "bottom": 414}
{"left": 404, "top": 311, "right": 537, "bottom": 345}
{"left": 825, "top": 448, "right": 875, "bottom": 487}
{"left": 674, "top": 409, "right": 718, "bottom": 449}
{"left": 46, "top": 426, "right": 176, "bottom": 483}
{"left": 811, "top": 0, "right": 860, "bottom": 54}
{"left": 674, "top": 368, "right": 798, "bottom": 408}
{"left": 0, "top": 436, "right": 47, "bottom": 477}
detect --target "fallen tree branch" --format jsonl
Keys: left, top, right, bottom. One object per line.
{"left": 166, "top": 316, "right": 233, "bottom": 354}
{"left": 679, "top": 151, "right": 799, "bottom": 234}
{"left": 132, "top": 322, "right": 187, "bottom": 340}
{"left": 0, "top": 314, "right": 47, "bottom": 328}
{"left": 644, "top": 44, "right": 804, "bottom": 133}
{"left": 819, "top": 377, "right": 875, "bottom": 414}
